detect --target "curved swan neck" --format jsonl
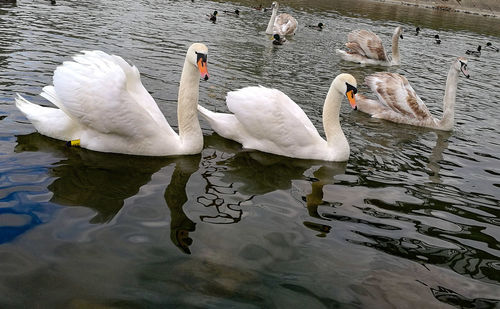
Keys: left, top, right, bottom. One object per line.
{"left": 266, "top": 6, "right": 278, "bottom": 34}
{"left": 323, "top": 85, "right": 347, "bottom": 146}
{"left": 391, "top": 32, "right": 401, "bottom": 65}
{"left": 178, "top": 59, "right": 203, "bottom": 148}
{"left": 438, "top": 64, "right": 460, "bottom": 130}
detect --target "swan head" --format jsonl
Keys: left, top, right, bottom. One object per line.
{"left": 333, "top": 73, "right": 358, "bottom": 109}
{"left": 271, "top": 2, "right": 279, "bottom": 10}
{"left": 455, "top": 57, "right": 470, "bottom": 79}
{"left": 394, "top": 26, "right": 403, "bottom": 39}
{"left": 187, "top": 43, "right": 209, "bottom": 81}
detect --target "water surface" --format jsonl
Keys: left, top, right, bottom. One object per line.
{"left": 1, "top": 0, "right": 500, "bottom": 307}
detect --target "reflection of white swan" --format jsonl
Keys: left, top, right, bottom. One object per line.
{"left": 355, "top": 57, "right": 470, "bottom": 131}
{"left": 15, "top": 43, "right": 209, "bottom": 156}
{"left": 198, "top": 74, "right": 357, "bottom": 162}
{"left": 336, "top": 26, "right": 403, "bottom": 66}
{"left": 265, "top": 1, "right": 298, "bottom": 36}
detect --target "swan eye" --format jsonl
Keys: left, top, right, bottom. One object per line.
{"left": 195, "top": 52, "right": 207, "bottom": 65}
{"left": 346, "top": 83, "right": 357, "bottom": 95}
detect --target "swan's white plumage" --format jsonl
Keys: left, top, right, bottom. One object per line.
{"left": 15, "top": 43, "right": 209, "bottom": 156}
{"left": 198, "top": 74, "right": 358, "bottom": 162}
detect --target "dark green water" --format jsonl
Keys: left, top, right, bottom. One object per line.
{"left": 1, "top": 0, "right": 499, "bottom": 307}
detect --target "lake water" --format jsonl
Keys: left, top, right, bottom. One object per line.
{"left": 1, "top": 0, "right": 499, "bottom": 307}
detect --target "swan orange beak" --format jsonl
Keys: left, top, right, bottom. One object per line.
{"left": 197, "top": 57, "right": 209, "bottom": 81}
{"left": 346, "top": 90, "right": 357, "bottom": 109}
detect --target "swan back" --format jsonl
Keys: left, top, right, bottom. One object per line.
{"left": 364, "top": 72, "right": 432, "bottom": 120}
{"left": 346, "top": 29, "right": 388, "bottom": 61}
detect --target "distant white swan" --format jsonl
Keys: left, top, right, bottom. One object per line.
{"left": 265, "top": 1, "right": 298, "bottom": 36}
{"left": 336, "top": 26, "right": 404, "bottom": 66}
{"left": 198, "top": 74, "right": 358, "bottom": 162}
{"left": 355, "top": 57, "right": 470, "bottom": 131}
{"left": 15, "top": 43, "right": 210, "bottom": 156}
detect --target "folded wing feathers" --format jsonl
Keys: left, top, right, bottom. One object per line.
{"left": 347, "top": 30, "right": 387, "bottom": 61}
{"left": 366, "top": 73, "right": 432, "bottom": 120}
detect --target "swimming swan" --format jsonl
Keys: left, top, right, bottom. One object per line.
{"left": 197, "top": 74, "right": 358, "bottom": 162}
{"left": 336, "top": 26, "right": 404, "bottom": 66}
{"left": 15, "top": 43, "right": 209, "bottom": 156}
{"left": 265, "top": 1, "right": 298, "bottom": 36}
{"left": 355, "top": 57, "right": 469, "bottom": 131}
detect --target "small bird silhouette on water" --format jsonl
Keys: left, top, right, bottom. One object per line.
{"left": 465, "top": 45, "right": 481, "bottom": 57}
{"left": 307, "top": 22, "right": 324, "bottom": 31}
{"left": 223, "top": 9, "right": 240, "bottom": 16}
{"left": 208, "top": 11, "right": 218, "bottom": 23}
{"left": 434, "top": 34, "right": 441, "bottom": 44}
{"left": 272, "top": 34, "right": 286, "bottom": 45}
{"left": 415, "top": 26, "right": 420, "bottom": 36}
{"left": 485, "top": 42, "right": 499, "bottom": 52}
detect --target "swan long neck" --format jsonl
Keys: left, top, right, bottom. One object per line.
{"left": 438, "top": 64, "right": 460, "bottom": 130}
{"left": 265, "top": 6, "right": 278, "bottom": 34}
{"left": 177, "top": 59, "right": 203, "bottom": 149}
{"left": 323, "top": 85, "right": 347, "bottom": 147}
{"left": 391, "top": 32, "right": 401, "bottom": 65}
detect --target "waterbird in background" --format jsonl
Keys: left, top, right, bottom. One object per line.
{"left": 197, "top": 74, "right": 358, "bottom": 162}
{"left": 208, "top": 10, "right": 218, "bottom": 23}
{"left": 354, "top": 57, "right": 470, "bottom": 131}
{"left": 272, "top": 34, "right": 286, "bottom": 45}
{"left": 336, "top": 26, "right": 404, "bottom": 66}
{"left": 15, "top": 43, "right": 210, "bottom": 156}
{"left": 265, "top": 2, "right": 298, "bottom": 36}
{"left": 223, "top": 9, "right": 240, "bottom": 16}
{"left": 306, "top": 22, "right": 324, "bottom": 30}
{"left": 434, "top": 34, "right": 441, "bottom": 44}
{"left": 415, "top": 26, "right": 420, "bottom": 35}
{"left": 465, "top": 45, "right": 481, "bottom": 57}
{"left": 485, "top": 42, "right": 499, "bottom": 52}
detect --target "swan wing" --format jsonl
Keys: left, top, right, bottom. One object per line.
{"left": 52, "top": 51, "right": 176, "bottom": 138}
{"left": 226, "top": 86, "right": 323, "bottom": 150}
{"left": 347, "top": 30, "right": 388, "bottom": 61}
{"left": 275, "top": 13, "right": 298, "bottom": 35}
{"left": 365, "top": 72, "right": 432, "bottom": 120}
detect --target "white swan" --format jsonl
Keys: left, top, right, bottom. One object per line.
{"left": 355, "top": 57, "right": 470, "bottom": 131}
{"left": 336, "top": 26, "right": 404, "bottom": 66}
{"left": 15, "top": 43, "right": 209, "bottom": 156}
{"left": 197, "top": 74, "right": 358, "bottom": 162}
{"left": 265, "top": 1, "right": 298, "bottom": 36}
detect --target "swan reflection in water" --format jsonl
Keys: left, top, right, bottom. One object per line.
{"left": 15, "top": 133, "right": 200, "bottom": 254}
{"left": 200, "top": 133, "right": 349, "bottom": 237}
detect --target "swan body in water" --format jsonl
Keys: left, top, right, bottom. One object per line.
{"left": 355, "top": 57, "right": 470, "bottom": 131}
{"left": 265, "top": 1, "right": 298, "bottom": 36}
{"left": 198, "top": 74, "right": 358, "bottom": 162}
{"left": 336, "top": 26, "right": 404, "bottom": 66}
{"left": 15, "top": 43, "right": 209, "bottom": 156}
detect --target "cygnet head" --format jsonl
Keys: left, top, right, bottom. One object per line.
{"left": 454, "top": 57, "right": 470, "bottom": 79}
{"left": 394, "top": 26, "right": 403, "bottom": 39}
{"left": 271, "top": 2, "right": 279, "bottom": 10}
{"left": 333, "top": 73, "right": 358, "bottom": 109}
{"left": 187, "top": 43, "right": 209, "bottom": 81}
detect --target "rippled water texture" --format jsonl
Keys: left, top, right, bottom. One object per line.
{"left": 1, "top": 0, "right": 500, "bottom": 307}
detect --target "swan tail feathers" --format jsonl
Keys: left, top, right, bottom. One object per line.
{"left": 15, "top": 94, "right": 79, "bottom": 141}
{"left": 40, "top": 85, "right": 65, "bottom": 110}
